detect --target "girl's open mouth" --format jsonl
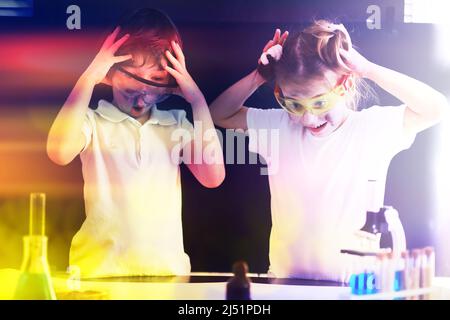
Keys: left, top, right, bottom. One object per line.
{"left": 308, "top": 122, "right": 327, "bottom": 134}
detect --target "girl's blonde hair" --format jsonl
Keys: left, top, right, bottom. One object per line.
{"left": 275, "top": 20, "right": 376, "bottom": 110}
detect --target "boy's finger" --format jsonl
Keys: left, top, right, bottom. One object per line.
{"left": 100, "top": 76, "right": 113, "bottom": 86}
{"left": 165, "top": 50, "right": 184, "bottom": 72}
{"left": 110, "top": 34, "right": 130, "bottom": 53}
{"left": 102, "top": 26, "right": 120, "bottom": 49}
{"left": 171, "top": 41, "right": 186, "bottom": 68}
{"left": 113, "top": 54, "right": 133, "bottom": 63}
{"left": 110, "top": 26, "right": 121, "bottom": 39}
{"left": 164, "top": 65, "right": 183, "bottom": 80}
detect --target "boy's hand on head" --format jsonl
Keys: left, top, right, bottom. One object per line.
{"left": 84, "top": 26, "right": 133, "bottom": 85}
{"left": 164, "top": 41, "right": 205, "bottom": 105}
{"left": 257, "top": 28, "right": 288, "bottom": 81}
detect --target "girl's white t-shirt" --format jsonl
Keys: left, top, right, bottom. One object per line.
{"left": 247, "top": 105, "right": 416, "bottom": 281}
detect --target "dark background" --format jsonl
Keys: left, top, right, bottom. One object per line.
{"left": 0, "top": 0, "right": 449, "bottom": 275}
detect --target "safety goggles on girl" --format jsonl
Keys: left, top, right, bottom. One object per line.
{"left": 274, "top": 76, "right": 354, "bottom": 116}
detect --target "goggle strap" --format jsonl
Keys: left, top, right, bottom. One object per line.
{"left": 116, "top": 67, "right": 178, "bottom": 88}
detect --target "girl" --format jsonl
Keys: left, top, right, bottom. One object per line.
{"left": 210, "top": 20, "right": 448, "bottom": 281}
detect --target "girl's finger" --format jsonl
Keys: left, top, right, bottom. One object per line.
{"left": 262, "top": 40, "right": 274, "bottom": 53}
{"left": 109, "top": 34, "right": 130, "bottom": 53}
{"left": 273, "top": 29, "right": 281, "bottom": 44}
{"left": 338, "top": 48, "right": 353, "bottom": 71}
{"left": 280, "top": 31, "right": 289, "bottom": 46}
{"left": 339, "top": 48, "right": 350, "bottom": 60}
{"left": 266, "top": 44, "right": 283, "bottom": 61}
{"left": 165, "top": 50, "right": 184, "bottom": 73}
{"left": 260, "top": 53, "right": 270, "bottom": 65}
{"left": 338, "top": 24, "right": 352, "bottom": 51}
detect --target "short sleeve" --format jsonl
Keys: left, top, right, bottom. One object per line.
{"left": 361, "top": 105, "right": 416, "bottom": 157}
{"left": 171, "top": 109, "right": 194, "bottom": 149}
{"left": 246, "top": 108, "right": 285, "bottom": 157}
{"left": 80, "top": 108, "right": 95, "bottom": 153}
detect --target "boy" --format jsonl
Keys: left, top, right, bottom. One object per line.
{"left": 47, "top": 8, "right": 225, "bottom": 277}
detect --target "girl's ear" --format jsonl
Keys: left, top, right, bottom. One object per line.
{"left": 342, "top": 74, "right": 355, "bottom": 92}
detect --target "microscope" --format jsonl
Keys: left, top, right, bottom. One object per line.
{"left": 341, "top": 180, "right": 406, "bottom": 258}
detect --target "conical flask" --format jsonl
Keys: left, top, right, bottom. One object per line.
{"left": 14, "top": 193, "right": 56, "bottom": 300}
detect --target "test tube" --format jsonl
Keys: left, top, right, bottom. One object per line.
{"left": 401, "top": 251, "right": 410, "bottom": 291}
{"left": 386, "top": 252, "right": 396, "bottom": 292}
{"left": 393, "top": 251, "right": 405, "bottom": 291}
{"left": 375, "top": 253, "right": 385, "bottom": 293}
{"left": 423, "top": 247, "right": 435, "bottom": 288}
{"left": 418, "top": 247, "right": 435, "bottom": 300}
{"left": 410, "top": 249, "right": 422, "bottom": 300}
{"left": 411, "top": 249, "right": 421, "bottom": 289}
{"left": 349, "top": 255, "right": 365, "bottom": 295}
{"left": 377, "top": 250, "right": 395, "bottom": 294}
{"left": 365, "top": 255, "right": 377, "bottom": 295}
{"left": 29, "top": 193, "right": 46, "bottom": 236}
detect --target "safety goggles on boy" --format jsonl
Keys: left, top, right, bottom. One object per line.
{"left": 115, "top": 66, "right": 178, "bottom": 89}
{"left": 114, "top": 66, "right": 177, "bottom": 104}
{"left": 274, "top": 77, "right": 353, "bottom": 116}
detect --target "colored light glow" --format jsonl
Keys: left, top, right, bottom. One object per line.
{"left": 432, "top": 112, "right": 450, "bottom": 276}
{"left": 0, "top": 105, "right": 83, "bottom": 197}
{"left": 0, "top": 269, "right": 351, "bottom": 300}
{"left": 431, "top": 22, "right": 450, "bottom": 275}
{"left": 404, "top": 0, "right": 450, "bottom": 24}
{"left": 0, "top": 32, "right": 109, "bottom": 98}
{"left": 0, "top": 0, "right": 33, "bottom": 17}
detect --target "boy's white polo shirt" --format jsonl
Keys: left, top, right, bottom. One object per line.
{"left": 70, "top": 99, "right": 193, "bottom": 278}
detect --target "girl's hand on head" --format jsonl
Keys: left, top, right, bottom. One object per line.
{"left": 257, "top": 29, "right": 288, "bottom": 82}
{"left": 260, "top": 44, "right": 283, "bottom": 66}
{"left": 84, "top": 26, "right": 133, "bottom": 85}
{"left": 339, "top": 47, "right": 374, "bottom": 78}
{"left": 259, "top": 28, "right": 289, "bottom": 65}
{"left": 164, "top": 41, "right": 205, "bottom": 105}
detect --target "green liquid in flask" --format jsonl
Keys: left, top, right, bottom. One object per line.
{"left": 14, "top": 193, "right": 56, "bottom": 300}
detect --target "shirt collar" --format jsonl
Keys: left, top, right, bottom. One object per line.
{"left": 95, "top": 99, "right": 177, "bottom": 126}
